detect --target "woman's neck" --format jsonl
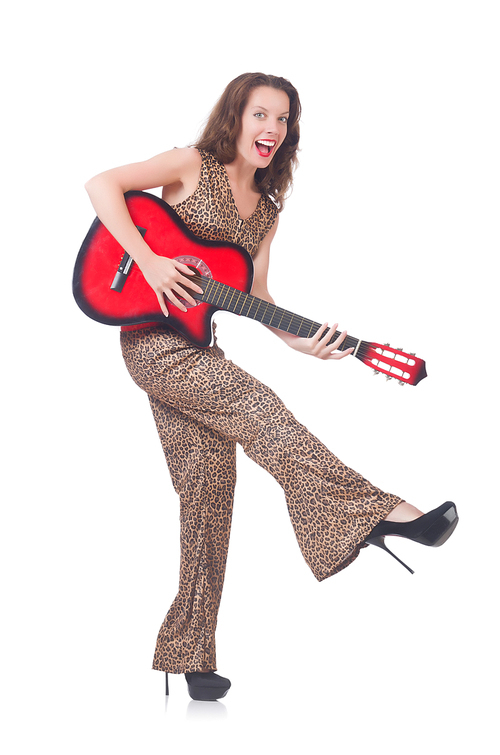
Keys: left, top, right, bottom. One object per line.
{"left": 224, "top": 157, "right": 258, "bottom": 195}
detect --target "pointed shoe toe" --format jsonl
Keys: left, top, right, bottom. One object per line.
{"left": 365, "top": 501, "right": 458, "bottom": 573}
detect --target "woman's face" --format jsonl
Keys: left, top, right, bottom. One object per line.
{"left": 235, "top": 86, "right": 290, "bottom": 168}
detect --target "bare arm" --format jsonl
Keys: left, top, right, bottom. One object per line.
{"left": 84, "top": 148, "right": 203, "bottom": 317}
{"left": 251, "top": 218, "right": 353, "bottom": 360}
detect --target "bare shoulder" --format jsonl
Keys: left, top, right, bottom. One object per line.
{"left": 144, "top": 146, "right": 201, "bottom": 185}
{"left": 86, "top": 147, "right": 201, "bottom": 194}
{"left": 162, "top": 147, "right": 202, "bottom": 204}
{"left": 172, "top": 146, "right": 202, "bottom": 185}
{"left": 165, "top": 146, "right": 202, "bottom": 172}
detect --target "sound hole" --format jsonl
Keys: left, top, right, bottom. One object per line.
{"left": 173, "top": 256, "right": 212, "bottom": 308}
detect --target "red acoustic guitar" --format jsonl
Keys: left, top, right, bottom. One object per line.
{"left": 73, "top": 191, "right": 427, "bottom": 386}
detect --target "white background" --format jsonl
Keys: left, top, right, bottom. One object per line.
{"left": 2, "top": 1, "right": 498, "bottom": 753}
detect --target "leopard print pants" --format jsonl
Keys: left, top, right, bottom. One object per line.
{"left": 120, "top": 325, "right": 405, "bottom": 673}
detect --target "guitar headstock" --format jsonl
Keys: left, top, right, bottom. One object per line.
{"left": 356, "top": 342, "right": 427, "bottom": 386}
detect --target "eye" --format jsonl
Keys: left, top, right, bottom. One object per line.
{"left": 254, "top": 112, "right": 265, "bottom": 119}
{"left": 278, "top": 116, "right": 288, "bottom": 124}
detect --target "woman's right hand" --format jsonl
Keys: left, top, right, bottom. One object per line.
{"left": 84, "top": 148, "right": 205, "bottom": 319}
{"left": 140, "top": 254, "right": 203, "bottom": 318}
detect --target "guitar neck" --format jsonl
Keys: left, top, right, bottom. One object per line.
{"left": 200, "top": 276, "right": 363, "bottom": 353}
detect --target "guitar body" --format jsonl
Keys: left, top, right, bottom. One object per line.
{"left": 73, "top": 191, "right": 254, "bottom": 347}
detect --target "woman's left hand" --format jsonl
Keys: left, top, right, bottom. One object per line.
{"left": 284, "top": 323, "right": 354, "bottom": 360}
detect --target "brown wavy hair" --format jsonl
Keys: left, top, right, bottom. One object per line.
{"left": 194, "top": 72, "right": 301, "bottom": 211}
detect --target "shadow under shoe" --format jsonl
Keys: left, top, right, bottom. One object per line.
{"left": 365, "top": 501, "right": 459, "bottom": 574}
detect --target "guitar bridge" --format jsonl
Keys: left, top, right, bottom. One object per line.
{"left": 110, "top": 226, "right": 147, "bottom": 292}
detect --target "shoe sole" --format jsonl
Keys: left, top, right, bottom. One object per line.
{"left": 186, "top": 684, "right": 230, "bottom": 701}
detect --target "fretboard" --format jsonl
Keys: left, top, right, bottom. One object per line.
{"left": 200, "top": 276, "right": 363, "bottom": 353}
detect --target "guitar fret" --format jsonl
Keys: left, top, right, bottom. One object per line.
{"left": 283, "top": 311, "right": 293, "bottom": 331}
{"left": 260, "top": 301, "right": 271, "bottom": 324}
{"left": 215, "top": 282, "right": 225, "bottom": 306}
{"left": 242, "top": 296, "right": 253, "bottom": 317}
{"left": 268, "top": 307, "right": 285, "bottom": 330}
{"left": 226, "top": 286, "right": 238, "bottom": 312}
{"left": 202, "top": 278, "right": 212, "bottom": 301}
{"left": 294, "top": 317, "right": 310, "bottom": 337}
{"left": 246, "top": 297, "right": 256, "bottom": 317}
{"left": 210, "top": 280, "right": 221, "bottom": 305}
{"left": 260, "top": 304, "right": 270, "bottom": 324}
{"left": 216, "top": 282, "right": 227, "bottom": 307}
{"left": 276, "top": 309, "right": 286, "bottom": 330}
{"left": 234, "top": 290, "right": 246, "bottom": 314}
{"left": 219, "top": 283, "right": 231, "bottom": 309}
{"left": 285, "top": 312, "right": 296, "bottom": 332}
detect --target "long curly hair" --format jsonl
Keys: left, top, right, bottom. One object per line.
{"left": 194, "top": 73, "right": 301, "bottom": 211}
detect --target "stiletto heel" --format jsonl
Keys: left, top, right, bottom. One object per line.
{"left": 365, "top": 501, "right": 458, "bottom": 573}
{"left": 165, "top": 673, "right": 169, "bottom": 696}
{"left": 366, "top": 534, "right": 415, "bottom": 574}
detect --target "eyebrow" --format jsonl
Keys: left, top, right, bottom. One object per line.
{"left": 252, "top": 105, "right": 290, "bottom": 115}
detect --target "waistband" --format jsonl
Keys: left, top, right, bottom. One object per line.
{"left": 121, "top": 322, "right": 160, "bottom": 332}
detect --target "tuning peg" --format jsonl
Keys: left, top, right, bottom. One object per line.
{"left": 396, "top": 347, "right": 403, "bottom": 351}
{"left": 398, "top": 380, "right": 406, "bottom": 386}
{"left": 410, "top": 352, "right": 416, "bottom": 356}
{"left": 372, "top": 369, "right": 380, "bottom": 376}
{"left": 384, "top": 342, "right": 390, "bottom": 347}
{"left": 386, "top": 375, "right": 393, "bottom": 381}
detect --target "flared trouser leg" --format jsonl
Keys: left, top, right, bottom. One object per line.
{"left": 121, "top": 326, "right": 406, "bottom": 672}
{"left": 148, "top": 398, "right": 236, "bottom": 673}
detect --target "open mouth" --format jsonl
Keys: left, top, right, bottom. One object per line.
{"left": 255, "top": 139, "right": 276, "bottom": 157}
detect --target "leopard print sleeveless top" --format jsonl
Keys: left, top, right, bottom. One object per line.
{"left": 121, "top": 149, "right": 278, "bottom": 331}
{"left": 171, "top": 149, "right": 278, "bottom": 258}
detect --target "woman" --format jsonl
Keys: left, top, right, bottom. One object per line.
{"left": 84, "top": 73, "right": 458, "bottom": 701}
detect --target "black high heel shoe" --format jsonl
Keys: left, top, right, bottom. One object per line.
{"left": 365, "top": 501, "right": 458, "bottom": 574}
{"left": 165, "top": 671, "right": 231, "bottom": 701}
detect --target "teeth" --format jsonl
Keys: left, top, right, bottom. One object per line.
{"left": 257, "top": 140, "right": 275, "bottom": 147}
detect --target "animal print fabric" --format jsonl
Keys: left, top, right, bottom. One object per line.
{"left": 120, "top": 326, "right": 405, "bottom": 673}
{"left": 170, "top": 149, "right": 278, "bottom": 258}
{"left": 119, "top": 149, "right": 405, "bottom": 674}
